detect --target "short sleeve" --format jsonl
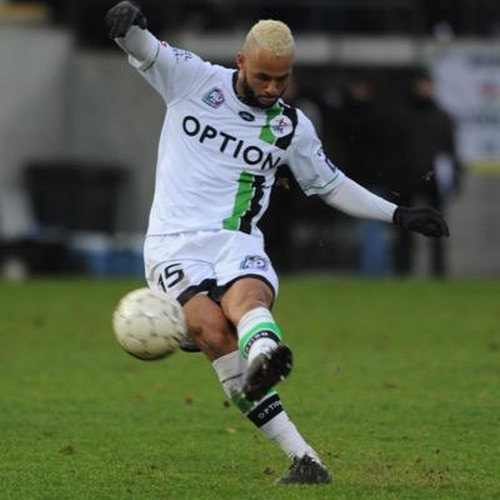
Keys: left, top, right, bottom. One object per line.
{"left": 130, "top": 42, "right": 212, "bottom": 105}
{"left": 288, "top": 110, "right": 345, "bottom": 196}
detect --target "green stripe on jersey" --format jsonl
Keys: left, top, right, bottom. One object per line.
{"left": 223, "top": 172, "right": 255, "bottom": 230}
{"left": 259, "top": 105, "right": 282, "bottom": 145}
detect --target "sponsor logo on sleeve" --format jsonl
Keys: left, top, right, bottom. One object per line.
{"left": 316, "top": 146, "right": 338, "bottom": 173}
{"left": 171, "top": 47, "right": 194, "bottom": 62}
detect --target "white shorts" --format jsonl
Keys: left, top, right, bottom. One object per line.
{"left": 144, "top": 230, "right": 279, "bottom": 305}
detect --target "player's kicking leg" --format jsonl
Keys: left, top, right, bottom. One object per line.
{"left": 217, "top": 278, "right": 332, "bottom": 484}
{"left": 183, "top": 291, "right": 330, "bottom": 484}
{"left": 212, "top": 349, "right": 331, "bottom": 484}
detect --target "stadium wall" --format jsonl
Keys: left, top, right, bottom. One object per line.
{"left": 0, "top": 27, "right": 71, "bottom": 235}
{"left": 1, "top": 26, "right": 499, "bottom": 276}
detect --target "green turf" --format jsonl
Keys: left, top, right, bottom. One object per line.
{"left": 0, "top": 278, "right": 499, "bottom": 499}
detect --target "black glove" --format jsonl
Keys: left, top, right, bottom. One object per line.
{"left": 105, "top": 1, "right": 147, "bottom": 39}
{"left": 393, "top": 207, "right": 450, "bottom": 238}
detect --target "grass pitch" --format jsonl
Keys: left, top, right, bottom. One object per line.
{"left": 0, "top": 278, "right": 499, "bottom": 499}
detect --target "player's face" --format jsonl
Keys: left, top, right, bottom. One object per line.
{"left": 237, "top": 48, "right": 294, "bottom": 108}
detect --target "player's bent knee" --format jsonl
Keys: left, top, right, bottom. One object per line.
{"left": 221, "top": 278, "right": 274, "bottom": 325}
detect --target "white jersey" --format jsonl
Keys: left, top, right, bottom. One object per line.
{"left": 128, "top": 40, "right": 345, "bottom": 237}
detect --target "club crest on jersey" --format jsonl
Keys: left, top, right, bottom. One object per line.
{"left": 202, "top": 87, "right": 225, "bottom": 109}
{"left": 240, "top": 255, "right": 269, "bottom": 271}
{"left": 269, "top": 115, "right": 293, "bottom": 138}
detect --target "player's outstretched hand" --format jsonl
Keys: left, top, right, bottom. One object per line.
{"left": 105, "top": 1, "right": 147, "bottom": 39}
{"left": 393, "top": 206, "right": 450, "bottom": 238}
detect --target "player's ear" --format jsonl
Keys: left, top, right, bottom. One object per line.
{"left": 236, "top": 52, "right": 245, "bottom": 70}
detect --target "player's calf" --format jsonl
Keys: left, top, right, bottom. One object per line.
{"left": 235, "top": 306, "right": 293, "bottom": 399}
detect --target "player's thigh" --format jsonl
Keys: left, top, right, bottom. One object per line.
{"left": 145, "top": 234, "right": 238, "bottom": 360}
{"left": 145, "top": 234, "right": 215, "bottom": 304}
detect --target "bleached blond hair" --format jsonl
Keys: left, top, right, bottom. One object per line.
{"left": 242, "top": 20, "right": 295, "bottom": 57}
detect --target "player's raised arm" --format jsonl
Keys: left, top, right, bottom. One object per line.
{"left": 105, "top": 1, "right": 159, "bottom": 67}
{"left": 105, "top": 0, "right": 211, "bottom": 103}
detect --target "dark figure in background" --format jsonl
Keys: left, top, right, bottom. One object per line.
{"left": 327, "top": 78, "right": 391, "bottom": 275}
{"left": 392, "top": 73, "right": 461, "bottom": 277}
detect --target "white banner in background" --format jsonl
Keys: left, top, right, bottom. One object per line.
{"left": 432, "top": 47, "right": 500, "bottom": 170}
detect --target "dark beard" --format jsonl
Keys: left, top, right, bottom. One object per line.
{"left": 233, "top": 72, "right": 279, "bottom": 110}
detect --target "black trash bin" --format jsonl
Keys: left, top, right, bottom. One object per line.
{"left": 25, "top": 160, "right": 127, "bottom": 234}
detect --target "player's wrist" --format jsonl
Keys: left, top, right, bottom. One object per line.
{"left": 117, "top": 26, "right": 159, "bottom": 68}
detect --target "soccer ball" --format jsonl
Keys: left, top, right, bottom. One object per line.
{"left": 112, "top": 287, "right": 187, "bottom": 360}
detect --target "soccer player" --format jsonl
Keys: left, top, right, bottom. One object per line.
{"left": 105, "top": 1, "right": 449, "bottom": 484}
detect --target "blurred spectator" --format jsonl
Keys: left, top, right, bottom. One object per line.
{"left": 324, "top": 77, "right": 392, "bottom": 275}
{"left": 390, "top": 72, "right": 462, "bottom": 277}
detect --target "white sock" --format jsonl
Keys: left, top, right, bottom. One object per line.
{"left": 212, "top": 350, "right": 251, "bottom": 412}
{"left": 212, "top": 350, "right": 319, "bottom": 461}
{"left": 260, "top": 412, "right": 320, "bottom": 462}
{"left": 237, "top": 307, "right": 282, "bottom": 365}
